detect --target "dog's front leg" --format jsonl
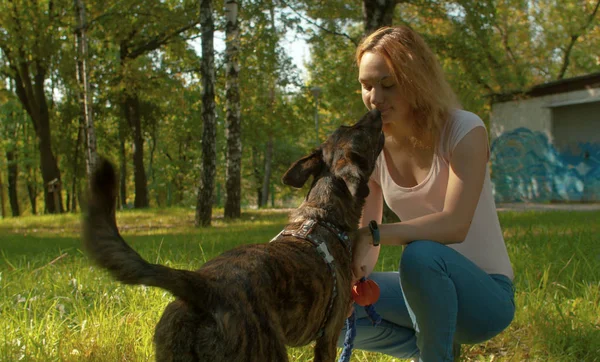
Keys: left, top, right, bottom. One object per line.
{"left": 314, "top": 332, "right": 341, "bottom": 362}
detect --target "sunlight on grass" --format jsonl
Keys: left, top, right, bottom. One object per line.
{"left": 1, "top": 209, "right": 599, "bottom": 361}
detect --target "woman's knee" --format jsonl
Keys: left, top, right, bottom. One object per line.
{"left": 399, "top": 240, "right": 443, "bottom": 276}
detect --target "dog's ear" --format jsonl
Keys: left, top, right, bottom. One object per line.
{"left": 282, "top": 150, "right": 324, "bottom": 188}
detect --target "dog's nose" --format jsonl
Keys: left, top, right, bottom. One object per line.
{"left": 366, "top": 109, "right": 382, "bottom": 128}
{"left": 356, "top": 109, "right": 383, "bottom": 130}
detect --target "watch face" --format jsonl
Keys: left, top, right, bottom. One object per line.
{"left": 369, "top": 221, "right": 380, "bottom": 246}
{"left": 369, "top": 220, "right": 378, "bottom": 230}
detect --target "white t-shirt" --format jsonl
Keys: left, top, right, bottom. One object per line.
{"left": 371, "top": 109, "right": 514, "bottom": 280}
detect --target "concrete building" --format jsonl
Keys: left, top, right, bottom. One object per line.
{"left": 489, "top": 72, "right": 600, "bottom": 203}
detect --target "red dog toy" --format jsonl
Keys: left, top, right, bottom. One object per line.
{"left": 351, "top": 277, "right": 380, "bottom": 306}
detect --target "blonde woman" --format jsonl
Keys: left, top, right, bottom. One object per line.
{"left": 342, "top": 26, "right": 515, "bottom": 361}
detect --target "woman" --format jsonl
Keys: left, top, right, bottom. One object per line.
{"left": 340, "top": 26, "right": 515, "bottom": 361}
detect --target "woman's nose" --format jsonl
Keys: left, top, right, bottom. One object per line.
{"left": 370, "top": 87, "right": 384, "bottom": 106}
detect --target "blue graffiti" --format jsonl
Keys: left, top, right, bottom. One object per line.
{"left": 490, "top": 127, "right": 600, "bottom": 202}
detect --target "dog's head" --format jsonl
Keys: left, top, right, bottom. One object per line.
{"left": 282, "top": 109, "right": 384, "bottom": 201}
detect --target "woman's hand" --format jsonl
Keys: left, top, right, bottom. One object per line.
{"left": 351, "top": 226, "right": 376, "bottom": 280}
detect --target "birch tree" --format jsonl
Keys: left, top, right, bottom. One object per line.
{"left": 74, "top": 0, "right": 97, "bottom": 180}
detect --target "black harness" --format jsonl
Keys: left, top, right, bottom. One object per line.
{"left": 270, "top": 219, "right": 351, "bottom": 338}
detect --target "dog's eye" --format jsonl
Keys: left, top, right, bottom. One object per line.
{"left": 349, "top": 152, "right": 369, "bottom": 170}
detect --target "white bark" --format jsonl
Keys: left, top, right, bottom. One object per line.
{"left": 74, "top": 0, "right": 97, "bottom": 179}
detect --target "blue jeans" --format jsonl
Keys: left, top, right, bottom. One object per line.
{"left": 337, "top": 240, "right": 515, "bottom": 362}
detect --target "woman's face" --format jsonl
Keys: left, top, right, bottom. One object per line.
{"left": 358, "top": 52, "right": 412, "bottom": 135}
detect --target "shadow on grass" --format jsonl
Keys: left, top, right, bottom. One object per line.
{"left": 0, "top": 208, "right": 291, "bottom": 235}
{"left": 0, "top": 213, "right": 289, "bottom": 272}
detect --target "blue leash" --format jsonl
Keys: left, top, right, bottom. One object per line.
{"left": 338, "top": 294, "right": 382, "bottom": 362}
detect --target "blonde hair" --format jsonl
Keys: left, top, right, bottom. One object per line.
{"left": 356, "top": 26, "right": 459, "bottom": 148}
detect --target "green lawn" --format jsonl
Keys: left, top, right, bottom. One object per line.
{"left": 1, "top": 208, "right": 599, "bottom": 361}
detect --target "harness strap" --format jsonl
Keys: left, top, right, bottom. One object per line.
{"left": 270, "top": 219, "right": 348, "bottom": 338}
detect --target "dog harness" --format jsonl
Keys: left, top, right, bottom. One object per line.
{"left": 270, "top": 219, "right": 350, "bottom": 338}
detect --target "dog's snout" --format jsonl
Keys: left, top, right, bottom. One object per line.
{"left": 370, "top": 109, "right": 381, "bottom": 118}
{"left": 365, "top": 109, "right": 383, "bottom": 130}
{"left": 357, "top": 109, "right": 382, "bottom": 130}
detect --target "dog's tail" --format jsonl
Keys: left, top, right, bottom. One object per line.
{"left": 83, "top": 159, "right": 213, "bottom": 304}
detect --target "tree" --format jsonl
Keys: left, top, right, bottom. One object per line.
{"left": 0, "top": 166, "right": 5, "bottom": 218}
{"left": 102, "top": 0, "right": 198, "bottom": 208}
{"left": 224, "top": 0, "right": 242, "bottom": 218}
{"left": 4, "top": 102, "right": 21, "bottom": 217}
{"left": 397, "top": 0, "right": 600, "bottom": 117}
{"left": 260, "top": 2, "right": 277, "bottom": 208}
{"left": 196, "top": 0, "right": 217, "bottom": 227}
{"left": 363, "top": 0, "right": 403, "bottom": 34}
{"left": 1, "top": 83, "right": 23, "bottom": 216}
{"left": 0, "top": 0, "right": 66, "bottom": 213}
{"left": 74, "top": 0, "right": 98, "bottom": 180}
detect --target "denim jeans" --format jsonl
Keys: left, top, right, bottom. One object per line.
{"left": 337, "top": 240, "right": 515, "bottom": 362}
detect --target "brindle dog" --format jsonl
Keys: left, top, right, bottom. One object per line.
{"left": 83, "top": 109, "right": 384, "bottom": 362}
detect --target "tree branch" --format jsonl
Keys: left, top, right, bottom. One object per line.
{"left": 125, "top": 22, "right": 199, "bottom": 60}
{"left": 278, "top": 0, "right": 358, "bottom": 46}
{"left": 557, "top": 0, "right": 600, "bottom": 79}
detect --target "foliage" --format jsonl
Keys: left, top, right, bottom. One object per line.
{"left": 1, "top": 0, "right": 599, "bottom": 214}
{"left": 303, "top": 0, "right": 600, "bottom": 125}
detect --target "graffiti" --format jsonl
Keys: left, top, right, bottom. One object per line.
{"left": 490, "top": 127, "right": 600, "bottom": 202}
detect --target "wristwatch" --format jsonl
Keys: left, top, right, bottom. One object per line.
{"left": 368, "top": 220, "right": 380, "bottom": 247}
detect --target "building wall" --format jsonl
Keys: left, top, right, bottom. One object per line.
{"left": 489, "top": 87, "right": 600, "bottom": 203}
{"left": 490, "top": 87, "right": 600, "bottom": 141}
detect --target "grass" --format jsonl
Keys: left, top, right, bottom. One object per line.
{"left": 1, "top": 208, "right": 599, "bottom": 361}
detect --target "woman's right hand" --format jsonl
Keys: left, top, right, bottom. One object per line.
{"left": 351, "top": 226, "right": 374, "bottom": 280}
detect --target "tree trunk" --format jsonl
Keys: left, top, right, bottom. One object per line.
{"left": 195, "top": 0, "right": 217, "bottom": 227}
{"left": 149, "top": 120, "right": 159, "bottom": 207}
{"left": 259, "top": 5, "right": 277, "bottom": 209}
{"left": 224, "top": 0, "right": 242, "bottom": 219}
{"left": 119, "top": 134, "right": 127, "bottom": 209}
{"left": 10, "top": 59, "right": 63, "bottom": 214}
{"left": 363, "top": 0, "right": 398, "bottom": 35}
{"left": 176, "top": 144, "right": 186, "bottom": 204}
{"left": 24, "top": 154, "right": 38, "bottom": 215}
{"left": 26, "top": 182, "right": 37, "bottom": 214}
{"left": 122, "top": 93, "right": 149, "bottom": 208}
{"left": 260, "top": 135, "right": 273, "bottom": 207}
{"left": 70, "top": 120, "right": 84, "bottom": 213}
{"left": 0, "top": 169, "right": 5, "bottom": 218}
{"left": 6, "top": 151, "right": 20, "bottom": 217}
{"left": 251, "top": 146, "right": 263, "bottom": 207}
{"left": 74, "top": 0, "right": 98, "bottom": 179}
{"left": 21, "top": 114, "right": 38, "bottom": 215}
